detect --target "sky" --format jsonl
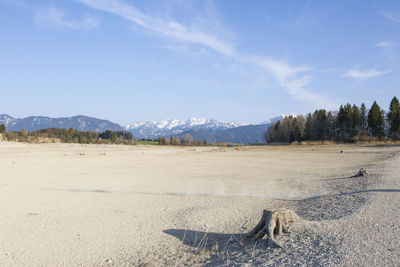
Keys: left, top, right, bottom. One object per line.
{"left": 0, "top": 0, "right": 399, "bottom": 125}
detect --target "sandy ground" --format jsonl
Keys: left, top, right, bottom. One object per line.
{"left": 0, "top": 142, "right": 399, "bottom": 266}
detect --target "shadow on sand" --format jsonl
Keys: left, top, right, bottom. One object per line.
{"left": 294, "top": 188, "right": 400, "bottom": 221}
{"left": 162, "top": 228, "right": 269, "bottom": 266}
{"left": 163, "top": 228, "right": 245, "bottom": 249}
{"left": 163, "top": 185, "right": 400, "bottom": 265}
{"left": 164, "top": 187, "right": 400, "bottom": 247}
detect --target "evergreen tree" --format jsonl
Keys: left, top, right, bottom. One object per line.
{"left": 291, "top": 117, "right": 302, "bottom": 142}
{"left": 314, "top": 109, "right": 328, "bottom": 140}
{"left": 304, "top": 113, "right": 313, "bottom": 140}
{"left": 337, "top": 104, "right": 353, "bottom": 141}
{"left": 352, "top": 104, "right": 361, "bottom": 136}
{"left": 327, "top": 112, "right": 336, "bottom": 140}
{"left": 387, "top": 96, "right": 400, "bottom": 139}
{"left": 360, "top": 103, "right": 367, "bottom": 134}
{"left": 273, "top": 120, "right": 281, "bottom": 142}
{"left": 0, "top": 124, "right": 5, "bottom": 134}
{"left": 265, "top": 99, "right": 396, "bottom": 143}
{"left": 368, "top": 101, "right": 385, "bottom": 138}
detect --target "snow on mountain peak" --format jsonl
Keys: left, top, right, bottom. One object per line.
{"left": 125, "top": 117, "right": 247, "bottom": 139}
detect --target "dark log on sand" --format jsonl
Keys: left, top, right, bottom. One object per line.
{"left": 352, "top": 168, "right": 368, "bottom": 177}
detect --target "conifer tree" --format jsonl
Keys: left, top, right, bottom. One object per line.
{"left": 314, "top": 109, "right": 328, "bottom": 140}
{"left": 368, "top": 101, "right": 385, "bottom": 138}
{"left": 352, "top": 104, "right": 361, "bottom": 136}
{"left": 337, "top": 103, "right": 353, "bottom": 141}
{"left": 304, "top": 113, "right": 313, "bottom": 140}
{"left": 273, "top": 120, "right": 281, "bottom": 141}
{"left": 387, "top": 96, "right": 400, "bottom": 139}
{"left": 360, "top": 103, "right": 367, "bottom": 134}
{"left": 327, "top": 112, "right": 336, "bottom": 140}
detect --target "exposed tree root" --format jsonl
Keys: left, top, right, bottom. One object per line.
{"left": 246, "top": 209, "right": 300, "bottom": 248}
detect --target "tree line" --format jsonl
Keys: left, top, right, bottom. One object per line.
{"left": 157, "top": 134, "right": 210, "bottom": 146}
{"left": 266, "top": 96, "right": 400, "bottom": 143}
{"left": 0, "top": 126, "right": 216, "bottom": 146}
{"left": 0, "top": 127, "right": 134, "bottom": 144}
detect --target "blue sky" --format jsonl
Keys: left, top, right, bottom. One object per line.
{"left": 0, "top": 0, "right": 399, "bottom": 125}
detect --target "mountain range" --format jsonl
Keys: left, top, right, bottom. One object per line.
{"left": 0, "top": 114, "right": 123, "bottom": 133}
{"left": 0, "top": 114, "right": 275, "bottom": 144}
{"left": 126, "top": 118, "right": 244, "bottom": 139}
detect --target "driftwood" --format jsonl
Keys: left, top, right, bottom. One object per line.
{"left": 352, "top": 168, "right": 368, "bottom": 177}
{"left": 246, "top": 209, "right": 300, "bottom": 248}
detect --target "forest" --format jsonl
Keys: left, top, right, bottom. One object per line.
{"left": 266, "top": 96, "right": 400, "bottom": 143}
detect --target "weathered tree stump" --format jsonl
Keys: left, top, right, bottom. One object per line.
{"left": 352, "top": 168, "right": 368, "bottom": 177}
{"left": 246, "top": 209, "right": 300, "bottom": 248}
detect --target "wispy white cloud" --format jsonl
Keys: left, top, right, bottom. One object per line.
{"left": 375, "top": 40, "right": 396, "bottom": 47}
{"left": 249, "top": 57, "right": 312, "bottom": 87}
{"left": 382, "top": 11, "right": 400, "bottom": 23}
{"left": 248, "top": 56, "right": 337, "bottom": 109}
{"left": 34, "top": 7, "right": 99, "bottom": 30}
{"left": 342, "top": 65, "right": 392, "bottom": 80}
{"left": 77, "top": 0, "right": 236, "bottom": 55}
{"left": 78, "top": 0, "right": 337, "bottom": 109}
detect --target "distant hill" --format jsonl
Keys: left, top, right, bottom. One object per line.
{"left": 0, "top": 114, "right": 123, "bottom": 132}
{"left": 176, "top": 124, "right": 269, "bottom": 144}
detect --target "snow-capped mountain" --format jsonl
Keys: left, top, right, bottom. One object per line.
{"left": 0, "top": 114, "right": 270, "bottom": 143}
{"left": 0, "top": 114, "right": 15, "bottom": 129}
{"left": 125, "top": 117, "right": 246, "bottom": 139}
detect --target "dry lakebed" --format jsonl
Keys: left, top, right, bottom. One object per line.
{"left": 0, "top": 142, "right": 399, "bottom": 266}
